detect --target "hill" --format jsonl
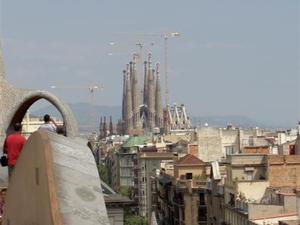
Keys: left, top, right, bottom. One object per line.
{"left": 190, "top": 115, "right": 286, "bottom": 129}
{"left": 33, "top": 103, "right": 289, "bottom": 132}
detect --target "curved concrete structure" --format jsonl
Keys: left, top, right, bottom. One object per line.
{"left": 0, "top": 79, "right": 79, "bottom": 137}
{"left": 3, "top": 130, "right": 109, "bottom": 225}
{"left": 0, "top": 49, "right": 79, "bottom": 186}
{"left": 0, "top": 47, "right": 78, "bottom": 138}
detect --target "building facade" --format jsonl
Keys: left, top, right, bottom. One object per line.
{"left": 136, "top": 150, "right": 173, "bottom": 220}
{"left": 155, "top": 154, "right": 209, "bottom": 225}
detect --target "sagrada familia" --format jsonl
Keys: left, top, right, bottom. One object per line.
{"left": 121, "top": 53, "right": 163, "bottom": 134}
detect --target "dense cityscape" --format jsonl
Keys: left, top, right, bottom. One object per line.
{"left": 0, "top": 1, "right": 298, "bottom": 225}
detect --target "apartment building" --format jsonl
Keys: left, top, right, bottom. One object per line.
{"left": 136, "top": 150, "right": 173, "bottom": 220}
{"left": 155, "top": 154, "right": 209, "bottom": 225}
{"left": 222, "top": 154, "right": 300, "bottom": 225}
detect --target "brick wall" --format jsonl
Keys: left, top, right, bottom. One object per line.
{"left": 188, "top": 144, "right": 198, "bottom": 157}
{"left": 268, "top": 155, "right": 300, "bottom": 188}
{"left": 244, "top": 146, "right": 269, "bottom": 154}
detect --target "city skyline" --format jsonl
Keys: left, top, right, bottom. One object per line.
{"left": 0, "top": 0, "right": 298, "bottom": 127}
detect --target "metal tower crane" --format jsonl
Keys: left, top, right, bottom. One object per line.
{"left": 162, "top": 32, "right": 180, "bottom": 108}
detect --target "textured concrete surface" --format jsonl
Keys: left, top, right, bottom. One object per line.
{"left": 3, "top": 130, "right": 109, "bottom": 225}
{"left": 49, "top": 132, "right": 109, "bottom": 224}
{"left": 0, "top": 49, "right": 79, "bottom": 186}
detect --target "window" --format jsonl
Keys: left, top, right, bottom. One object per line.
{"left": 198, "top": 207, "right": 207, "bottom": 222}
{"left": 245, "top": 171, "right": 253, "bottom": 181}
{"left": 199, "top": 192, "right": 205, "bottom": 205}
{"left": 229, "top": 193, "right": 235, "bottom": 207}
{"left": 225, "top": 146, "right": 234, "bottom": 155}
{"left": 289, "top": 145, "right": 295, "bottom": 155}
{"left": 186, "top": 173, "right": 193, "bottom": 179}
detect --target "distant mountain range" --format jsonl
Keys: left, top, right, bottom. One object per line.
{"left": 190, "top": 115, "right": 295, "bottom": 130}
{"left": 190, "top": 115, "right": 275, "bottom": 129}
{"left": 33, "top": 103, "right": 290, "bottom": 132}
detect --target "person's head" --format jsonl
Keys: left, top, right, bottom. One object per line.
{"left": 1, "top": 188, "right": 7, "bottom": 199}
{"left": 44, "top": 114, "right": 50, "bottom": 123}
{"left": 14, "top": 123, "right": 22, "bottom": 132}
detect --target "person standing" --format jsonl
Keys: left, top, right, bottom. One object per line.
{"left": 39, "top": 114, "right": 57, "bottom": 133}
{"left": 3, "top": 123, "right": 26, "bottom": 177}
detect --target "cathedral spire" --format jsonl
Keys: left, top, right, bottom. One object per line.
{"left": 103, "top": 116, "right": 107, "bottom": 138}
{"left": 122, "top": 69, "right": 127, "bottom": 121}
{"left": 109, "top": 116, "right": 113, "bottom": 135}
{"left": 125, "top": 67, "right": 133, "bottom": 133}
{"left": 147, "top": 63, "right": 155, "bottom": 129}
{"left": 131, "top": 54, "right": 141, "bottom": 129}
{"left": 143, "top": 60, "right": 148, "bottom": 106}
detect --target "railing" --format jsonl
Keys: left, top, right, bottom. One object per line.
{"left": 177, "top": 179, "right": 207, "bottom": 189}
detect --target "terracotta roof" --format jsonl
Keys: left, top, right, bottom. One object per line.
{"left": 175, "top": 154, "right": 205, "bottom": 166}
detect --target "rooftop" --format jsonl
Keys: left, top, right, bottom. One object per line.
{"left": 121, "top": 135, "right": 149, "bottom": 148}
{"left": 175, "top": 154, "right": 205, "bottom": 166}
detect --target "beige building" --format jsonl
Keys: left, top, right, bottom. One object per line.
{"left": 21, "top": 112, "right": 63, "bottom": 138}
{"left": 206, "top": 161, "right": 226, "bottom": 225}
{"left": 222, "top": 154, "right": 300, "bottom": 225}
{"left": 155, "top": 154, "right": 209, "bottom": 225}
{"left": 137, "top": 150, "right": 173, "bottom": 220}
{"left": 267, "top": 155, "right": 300, "bottom": 188}
{"left": 196, "top": 126, "right": 272, "bottom": 162}
{"left": 224, "top": 154, "right": 269, "bottom": 225}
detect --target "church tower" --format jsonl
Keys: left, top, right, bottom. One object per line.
{"left": 147, "top": 54, "right": 155, "bottom": 129}
{"left": 131, "top": 55, "right": 141, "bottom": 129}
{"left": 155, "top": 63, "right": 163, "bottom": 128}
{"left": 121, "top": 52, "right": 164, "bottom": 134}
{"left": 125, "top": 65, "right": 133, "bottom": 133}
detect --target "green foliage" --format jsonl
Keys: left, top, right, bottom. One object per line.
{"left": 119, "top": 186, "right": 132, "bottom": 198}
{"left": 124, "top": 215, "right": 148, "bottom": 225}
{"left": 193, "top": 174, "right": 202, "bottom": 179}
{"left": 118, "top": 186, "right": 147, "bottom": 225}
{"left": 97, "top": 164, "right": 109, "bottom": 184}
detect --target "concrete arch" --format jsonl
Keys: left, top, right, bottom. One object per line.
{"left": 6, "top": 90, "right": 79, "bottom": 137}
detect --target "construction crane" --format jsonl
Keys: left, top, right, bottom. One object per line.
{"left": 108, "top": 39, "right": 155, "bottom": 91}
{"left": 162, "top": 32, "right": 180, "bottom": 108}
{"left": 50, "top": 84, "right": 104, "bottom": 134}
{"left": 110, "top": 32, "right": 180, "bottom": 108}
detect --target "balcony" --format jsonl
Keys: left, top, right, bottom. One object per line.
{"left": 177, "top": 179, "right": 207, "bottom": 190}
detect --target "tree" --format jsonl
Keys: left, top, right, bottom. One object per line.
{"left": 97, "top": 164, "right": 109, "bottom": 184}
{"left": 119, "top": 186, "right": 132, "bottom": 198}
{"left": 124, "top": 215, "right": 148, "bottom": 225}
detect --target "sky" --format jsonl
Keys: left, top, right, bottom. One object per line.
{"left": 0, "top": 0, "right": 299, "bottom": 127}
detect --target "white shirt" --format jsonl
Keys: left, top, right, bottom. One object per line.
{"left": 39, "top": 123, "right": 57, "bottom": 133}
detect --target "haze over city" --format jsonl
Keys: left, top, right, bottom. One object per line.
{"left": 1, "top": 1, "right": 300, "bottom": 225}
{"left": 0, "top": 0, "right": 298, "bottom": 127}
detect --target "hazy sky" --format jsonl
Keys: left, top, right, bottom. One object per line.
{"left": 0, "top": 0, "right": 298, "bottom": 127}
